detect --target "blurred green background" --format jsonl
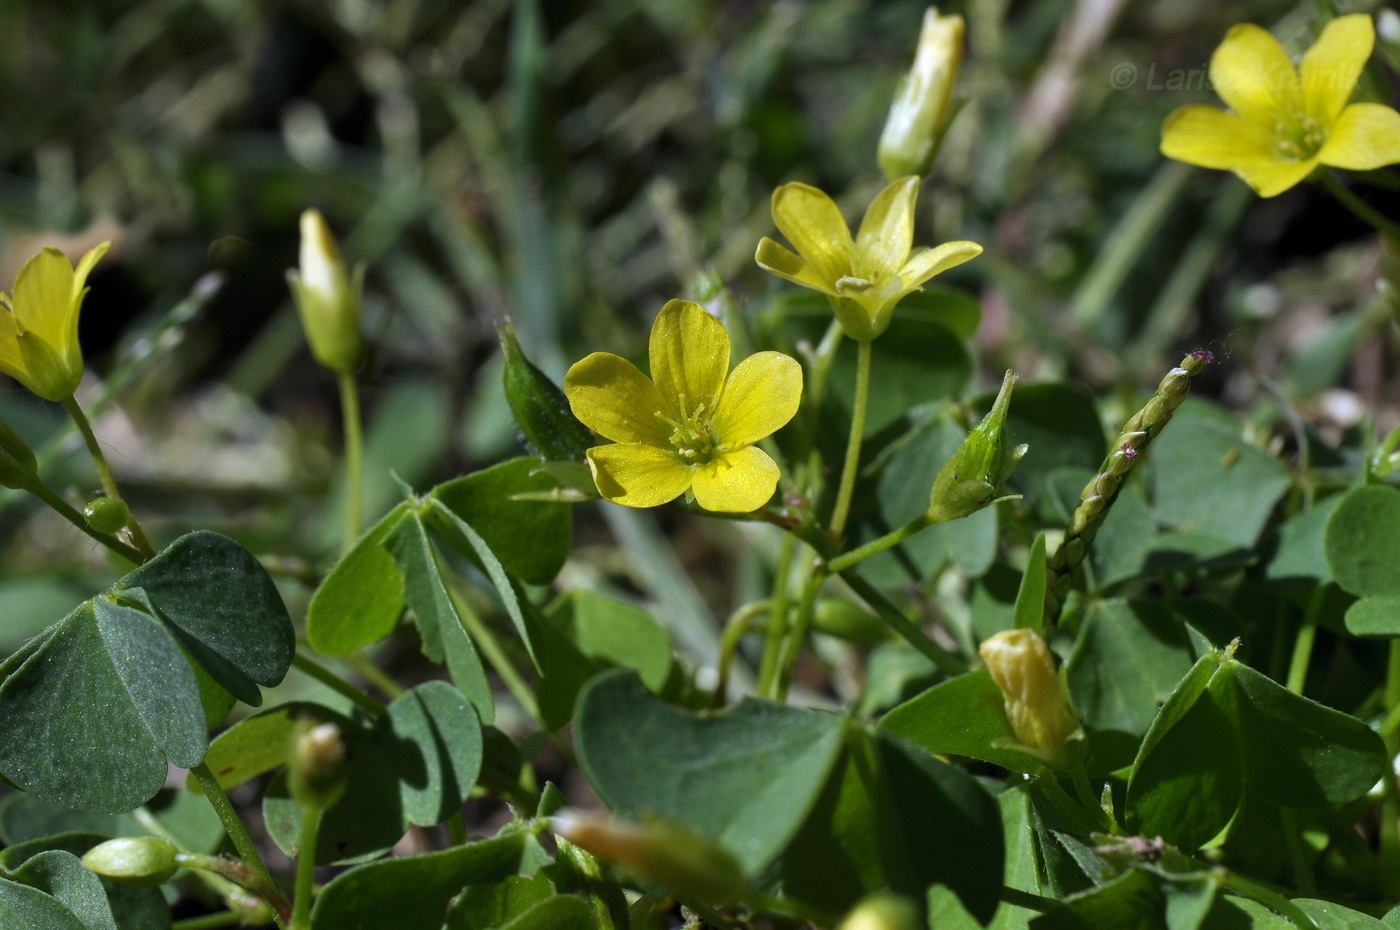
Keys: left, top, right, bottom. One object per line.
{"left": 0, "top": 0, "right": 1395, "bottom": 653}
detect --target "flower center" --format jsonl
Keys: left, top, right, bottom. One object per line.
{"left": 656, "top": 393, "right": 723, "bottom": 466}
{"left": 1273, "top": 112, "right": 1326, "bottom": 162}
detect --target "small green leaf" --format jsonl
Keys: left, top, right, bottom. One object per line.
{"left": 1013, "top": 534, "right": 1048, "bottom": 633}
{"left": 306, "top": 503, "right": 409, "bottom": 656}
{"left": 432, "top": 457, "right": 573, "bottom": 585}
{"left": 1345, "top": 597, "right": 1400, "bottom": 637}
{"left": 114, "top": 531, "right": 294, "bottom": 705}
{"left": 445, "top": 872, "right": 552, "bottom": 929}
{"left": 385, "top": 511, "right": 494, "bottom": 723}
{"left": 311, "top": 830, "right": 550, "bottom": 930}
{"left": 8, "top": 850, "right": 119, "bottom": 930}
{"left": 1297, "top": 899, "right": 1392, "bottom": 929}
{"left": 1326, "top": 485, "right": 1400, "bottom": 598}
{"left": 576, "top": 670, "right": 847, "bottom": 877}
{"left": 878, "top": 669, "right": 1041, "bottom": 775}
{"left": 193, "top": 701, "right": 354, "bottom": 794}
{"left": 500, "top": 321, "right": 594, "bottom": 462}
{"left": 1262, "top": 494, "right": 1343, "bottom": 588}
{"left": 498, "top": 895, "right": 598, "bottom": 930}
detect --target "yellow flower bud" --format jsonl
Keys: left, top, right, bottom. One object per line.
{"left": 877, "top": 8, "right": 965, "bottom": 180}
{"left": 978, "top": 628, "right": 1077, "bottom": 766}
{"left": 550, "top": 811, "right": 747, "bottom": 906}
{"left": 288, "top": 719, "right": 348, "bottom": 811}
{"left": 81, "top": 837, "right": 180, "bottom": 887}
{"left": 839, "top": 893, "right": 921, "bottom": 930}
{"left": 287, "top": 209, "right": 363, "bottom": 375}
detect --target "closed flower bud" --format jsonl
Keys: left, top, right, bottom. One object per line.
{"left": 877, "top": 8, "right": 966, "bottom": 180}
{"left": 288, "top": 719, "right": 348, "bottom": 811}
{"left": 287, "top": 209, "right": 364, "bottom": 375}
{"left": 839, "top": 893, "right": 922, "bottom": 930}
{"left": 928, "top": 370, "right": 1023, "bottom": 521}
{"left": 82, "top": 837, "right": 180, "bottom": 887}
{"left": 550, "top": 811, "right": 747, "bottom": 906}
{"left": 979, "top": 629, "right": 1078, "bottom": 766}
{"left": 83, "top": 497, "right": 131, "bottom": 535}
{"left": 0, "top": 418, "right": 38, "bottom": 490}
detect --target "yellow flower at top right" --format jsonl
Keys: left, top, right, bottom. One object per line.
{"left": 1160, "top": 14, "right": 1400, "bottom": 197}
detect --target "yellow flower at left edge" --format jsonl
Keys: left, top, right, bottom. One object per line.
{"left": 1161, "top": 14, "right": 1400, "bottom": 197}
{"left": 0, "top": 241, "right": 111, "bottom": 401}
{"left": 564, "top": 299, "right": 802, "bottom": 513}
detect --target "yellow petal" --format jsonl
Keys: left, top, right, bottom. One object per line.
{"left": 897, "top": 240, "right": 983, "bottom": 288}
{"left": 64, "top": 241, "right": 110, "bottom": 387}
{"left": 1301, "top": 14, "right": 1373, "bottom": 126}
{"left": 586, "top": 443, "right": 693, "bottom": 508}
{"left": 648, "top": 299, "right": 729, "bottom": 414}
{"left": 564, "top": 352, "right": 672, "bottom": 445}
{"left": 755, "top": 238, "right": 839, "bottom": 296}
{"left": 771, "top": 182, "right": 854, "bottom": 285}
{"left": 1209, "top": 23, "right": 1300, "bottom": 120}
{"left": 714, "top": 351, "right": 803, "bottom": 446}
{"left": 16, "top": 331, "right": 79, "bottom": 400}
{"left": 1160, "top": 105, "right": 1276, "bottom": 168}
{"left": 12, "top": 248, "right": 76, "bottom": 350}
{"left": 690, "top": 445, "right": 779, "bottom": 513}
{"left": 1231, "top": 158, "right": 1318, "bottom": 198}
{"left": 1317, "top": 103, "right": 1400, "bottom": 170}
{"left": 854, "top": 176, "right": 919, "bottom": 280}
{"left": 0, "top": 310, "right": 25, "bottom": 385}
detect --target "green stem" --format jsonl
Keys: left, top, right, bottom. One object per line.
{"left": 756, "top": 535, "right": 796, "bottom": 697}
{"left": 187, "top": 763, "right": 290, "bottom": 927}
{"left": 1279, "top": 808, "right": 1317, "bottom": 897}
{"left": 717, "top": 600, "right": 771, "bottom": 704}
{"left": 1285, "top": 587, "right": 1326, "bottom": 694}
{"left": 826, "top": 512, "right": 935, "bottom": 574}
{"left": 999, "top": 887, "right": 1055, "bottom": 914}
{"left": 341, "top": 651, "right": 406, "bottom": 701}
{"left": 61, "top": 396, "right": 157, "bottom": 560}
{"left": 1321, "top": 172, "right": 1400, "bottom": 240}
{"left": 337, "top": 372, "right": 364, "bottom": 554}
{"left": 26, "top": 480, "right": 145, "bottom": 564}
{"left": 290, "top": 652, "right": 386, "bottom": 717}
{"left": 452, "top": 590, "right": 541, "bottom": 723}
{"left": 828, "top": 339, "right": 871, "bottom": 541}
{"left": 173, "top": 913, "right": 244, "bottom": 930}
{"left": 1034, "top": 772, "right": 1105, "bottom": 836}
{"left": 774, "top": 572, "right": 826, "bottom": 701}
{"left": 289, "top": 805, "right": 323, "bottom": 929}
{"left": 1380, "top": 641, "right": 1400, "bottom": 895}
{"left": 836, "top": 568, "right": 965, "bottom": 677}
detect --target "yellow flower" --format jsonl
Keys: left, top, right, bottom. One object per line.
{"left": 1161, "top": 14, "right": 1400, "bottom": 197}
{"left": 564, "top": 299, "right": 802, "bottom": 513}
{"left": 755, "top": 176, "right": 982, "bottom": 341}
{"left": 0, "top": 241, "right": 110, "bottom": 401}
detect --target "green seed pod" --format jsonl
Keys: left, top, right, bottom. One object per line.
{"left": 0, "top": 418, "right": 38, "bottom": 491}
{"left": 500, "top": 322, "right": 593, "bottom": 461}
{"left": 83, "top": 497, "right": 131, "bottom": 535}
{"left": 551, "top": 811, "right": 747, "bottom": 906}
{"left": 81, "top": 837, "right": 180, "bottom": 887}
{"left": 812, "top": 598, "right": 890, "bottom": 645}
{"left": 928, "top": 369, "right": 1020, "bottom": 521}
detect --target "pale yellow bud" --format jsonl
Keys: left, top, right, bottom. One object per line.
{"left": 877, "top": 8, "right": 965, "bottom": 180}
{"left": 839, "top": 893, "right": 921, "bottom": 930}
{"left": 288, "top": 719, "right": 348, "bottom": 811}
{"left": 978, "top": 629, "right": 1077, "bottom": 765}
{"left": 82, "top": 837, "right": 180, "bottom": 887}
{"left": 287, "top": 209, "right": 363, "bottom": 374}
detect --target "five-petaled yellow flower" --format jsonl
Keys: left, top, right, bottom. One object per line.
{"left": 1161, "top": 14, "right": 1400, "bottom": 197}
{"left": 0, "top": 242, "right": 111, "bottom": 401}
{"left": 564, "top": 299, "right": 802, "bottom": 513}
{"left": 755, "top": 176, "right": 982, "bottom": 342}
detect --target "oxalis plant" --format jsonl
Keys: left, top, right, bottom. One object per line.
{"left": 2, "top": 6, "right": 1400, "bottom": 930}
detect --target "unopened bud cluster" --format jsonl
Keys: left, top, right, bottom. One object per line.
{"left": 1044, "top": 351, "right": 1212, "bottom": 625}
